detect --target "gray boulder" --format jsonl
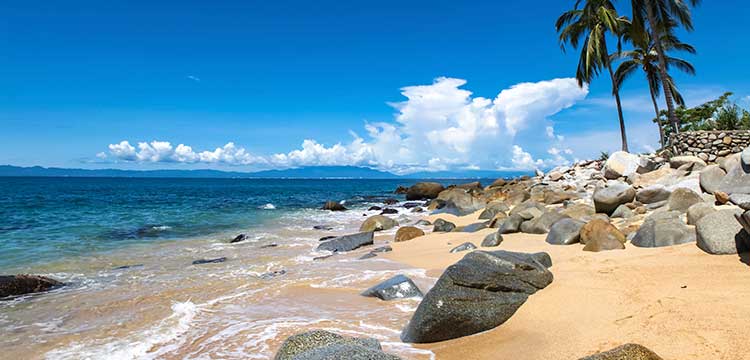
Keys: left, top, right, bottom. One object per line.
{"left": 434, "top": 188, "right": 486, "bottom": 216}
{"left": 603, "top": 151, "right": 640, "bottom": 179}
{"left": 610, "top": 204, "right": 634, "bottom": 219}
{"left": 687, "top": 202, "right": 717, "bottom": 225}
{"left": 717, "top": 155, "right": 750, "bottom": 195}
{"left": 359, "top": 215, "right": 398, "bottom": 232}
{"left": 478, "top": 202, "right": 510, "bottom": 220}
{"left": 481, "top": 231, "right": 503, "bottom": 247}
{"left": 631, "top": 212, "right": 695, "bottom": 248}
{"left": 433, "top": 218, "right": 456, "bottom": 232}
{"left": 667, "top": 188, "right": 704, "bottom": 212}
{"left": 498, "top": 214, "right": 525, "bottom": 234}
{"left": 317, "top": 232, "right": 374, "bottom": 253}
{"left": 0, "top": 275, "right": 64, "bottom": 298}
{"left": 274, "top": 330, "right": 400, "bottom": 360}
{"left": 450, "top": 242, "right": 478, "bottom": 253}
{"left": 460, "top": 222, "right": 489, "bottom": 233}
{"left": 699, "top": 165, "right": 726, "bottom": 194}
{"left": 510, "top": 201, "right": 546, "bottom": 220}
{"left": 636, "top": 185, "right": 671, "bottom": 204}
{"left": 520, "top": 211, "right": 569, "bottom": 234}
{"left": 406, "top": 182, "right": 445, "bottom": 200}
{"left": 593, "top": 182, "right": 636, "bottom": 215}
{"left": 401, "top": 251, "right": 553, "bottom": 343}
{"left": 729, "top": 193, "right": 750, "bottom": 209}
{"left": 696, "top": 209, "right": 750, "bottom": 254}
{"left": 670, "top": 155, "right": 707, "bottom": 169}
{"left": 545, "top": 218, "right": 585, "bottom": 245}
{"left": 361, "top": 275, "right": 423, "bottom": 300}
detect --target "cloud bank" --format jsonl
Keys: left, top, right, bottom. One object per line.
{"left": 103, "top": 77, "right": 588, "bottom": 173}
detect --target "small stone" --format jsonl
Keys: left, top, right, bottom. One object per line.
{"left": 433, "top": 218, "right": 456, "bottom": 232}
{"left": 449, "top": 242, "right": 478, "bottom": 253}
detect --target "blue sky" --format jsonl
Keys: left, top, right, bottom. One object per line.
{"left": 1, "top": 0, "right": 749, "bottom": 173}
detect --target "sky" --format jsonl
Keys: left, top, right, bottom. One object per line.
{"left": 2, "top": 0, "right": 749, "bottom": 173}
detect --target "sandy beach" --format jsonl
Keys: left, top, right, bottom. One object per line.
{"left": 384, "top": 211, "right": 750, "bottom": 360}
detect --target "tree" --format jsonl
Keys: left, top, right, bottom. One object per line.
{"left": 630, "top": 0, "right": 701, "bottom": 133}
{"left": 614, "top": 21, "right": 695, "bottom": 148}
{"left": 556, "top": 0, "right": 631, "bottom": 152}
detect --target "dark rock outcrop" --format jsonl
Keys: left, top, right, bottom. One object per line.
{"left": 478, "top": 202, "right": 510, "bottom": 220}
{"left": 192, "top": 257, "right": 227, "bottom": 265}
{"left": 230, "top": 234, "right": 248, "bottom": 243}
{"left": 274, "top": 330, "right": 401, "bottom": 360}
{"left": 361, "top": 275, "right": 423, "bottom": 300}
{"left": 322, "top": 201, "right": 347, "bottom": 211}
{"left": 380, "top": 208, "right": 398, "bottom": 215}
{"left": 406, "top": 182, "right": 445, "bottom": 200}
{"left": 498, "top": 214, "right": 524, "bottom": 234}
{"left": 0, "top": 275, "right": 64, "bottom": 298}
{"left": 317, "top": 232, "right": 375, "bottom": 253}
{"left": 401, "top": 250, "right": 553, "bottom": 343}
{"left": 520, "top": 211, "right": 568, "bottom": 234}
{"left": 433, "top": 219, "right": 456, "bottom": 232}
{"left": 481, "top": 231, "right": 503, "bottom": 247}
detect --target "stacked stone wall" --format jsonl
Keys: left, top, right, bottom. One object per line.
{"left": 668, "top": 130, "right": 750, "bottom": 161}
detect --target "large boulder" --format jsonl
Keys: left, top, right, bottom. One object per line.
{"left": 0, "top": 275, "right": 63, "bottom": 298}
{"left": 603, "top": 151, "right": 640, "bottom": 179}
{"left": 593, "top": 182, "right": 636, "bottom": 215}
{"left": 317, "top": 232, "right": 374, "bottom": 253}
{"left": 520, "top": 211, "right": 569, "bottom": 234}
{"left": 478, "top": 202, "right": 510, "bottom": 220}
{"left": 401, "top": 251, "right": 553, "bottom": 343}
{"left": 636, "top": 185, "right": 671, "bottom": 204}
{"left": 560, "top": 203, "right": 596, "bottom": 221}
{"left": 274, "top": 330, "right": 400, "bottom": 360}
{"left": 406, "top": 182, "right": 445, "bottom": 200}
{"left": 322, "top": 201, "right": 347, "bottom": 211}
{"left": 433, "top": 218, "right": 456, "bottom": 232}
{"left": 360, "top": 215, "right": 398, "bottom": 232}
{"left": 546, "top": 218, "right": 585, "bottom": 245}
{"left": 543, "top": 191, "right": 578, "bottom": 205}
{"left": 667, "top": 188, "right": 704, "bottom": 212}
{"left": 670, "top": 155, "right": 707, "bottom": 169}
{"left": 696, "top": 209, "right": 750, "bottom": 255}
{"left": 717, "top": 152, "right": 750, "bottom": 195}
{"left": 394, "top": 226, "right": 425, "bottom": 242}
{"left": 498, "top": 214, "right": 525, "bottom": 234}
{"left": 631, "top": 212, "right": 695, "bottom": 248}
{"left": 361, "top": 275, "right": 423, "bottom": 300}
{"left": 481, "top": 231, "right": 504, "bottom": 247}
{"left": 687, "top": 202, "right": 717, "bottom": 225}
{"left": 435, "top": 188, "right": 487, "bottom": 216}
{"left": 510, "top": 201, "right": 546, "bottom": 219}
{"left": 454, "top": 181, "right": 483, "bottom": 191}
{"left": 580, "top": 219, "right": 626, "bottom": 252}
{"left": 578, "top": 343, "right": 663, "bottom": 360}
{"left": 699, "top": 165, "right": 727, "bottom": 194}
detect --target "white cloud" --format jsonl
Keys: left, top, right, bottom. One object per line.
{"left": 105, "top": 77, "right": 588, "bottom": 172}
{"left": 187, "top": 75, "right": 201, "bottom": 82}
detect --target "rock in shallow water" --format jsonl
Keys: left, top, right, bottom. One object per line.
{"left": 359, "top": 215, "right": 398, "bottom": 232}
{"left": 401, "top": 250, "right": 553, "bottom": 343}
{"left": 192, "top": 257, "right": 227, "bottom": 265}
{"left": 317, "top": 232, "right": 374, "bottom": 253}
{"left": 322, "top": 201, "right": 347, "bottom": 211}
{"left": 0, "top": 275, "right": 64, "bottom": 298}
{"left": 274, "top": 330, "right": 401, "bottom": 360}
{"left": 406, "top": 182, "right": 444, "bottom": 201}
{"left": 361, "top": 275, "right": 423, "bottom": 300}
{"left": 578, "top": 343, "right": 663, "bottom": 360}
{"left": 230, "top": 233, "right": 247, "bottom": 243}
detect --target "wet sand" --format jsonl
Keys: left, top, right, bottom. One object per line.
{"left": 384, "top": 211, "right": 750, "bottom": 360}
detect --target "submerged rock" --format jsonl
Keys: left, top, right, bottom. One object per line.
{"left": 361, "top": 275, "right": 423, "bottom": 300}
{"left": 0, "top": 275, "right": 64, "bottom": 298}
{"left": 401, "top": 250, "right": 553, "bottom": 343}
{"left": 360, "top": 215, "right": 398, "bottom": 232}
{"left": 192, "top": 257, "right": 227, "bottom": 265}
{"left": 578, "top": 343, "right": 663, "bottom": 360}
{"left": 322, "top": 201, "right": 347, "bottom": 211}
{"left": 449, "top": 242, "right": 478, "bottom": 253}
{"left": 230, "top": 233, "right": 248, "bottom": 243}
{"left": 317, "top": 232, "right": 375, "bottom": 253}
{"left": 274, "top": 330, "right": 400, "bottom": 360}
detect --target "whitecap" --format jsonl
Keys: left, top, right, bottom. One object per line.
{"left": 259, "top": 203, "right": 276, "bottom": 210}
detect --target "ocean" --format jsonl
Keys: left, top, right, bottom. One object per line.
{"left": 0, "top": 177, "right": 497, "bottom": 359}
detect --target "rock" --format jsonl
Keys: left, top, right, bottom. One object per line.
{"left": 361, "top": 275, "right": 423, "bottom": 300}
{"left": 717, "top": 156, "right": 750, "bottom": 195}
{"left": 401, "top": 250, "right": 553, "bottom": 343}
{"left": 433, "top": 219, "right": 456, "bottom": 232}
{"left": 715, "top": 191, "right": 731, "bottom": 204}
{"left": 478, "top": 202, "right": 510, "bottom": 220}
{"left": 667, "top": 188, "right": 704, "bottom": 212}
{"left": 687, "top": 202, "right": 717, "bottom": 225}
{"left": 631, "top": 212, "right": 695, "bottom": 248}
{"left": 230, "top": 234, "right": 248, "bottom": 243}
{"left": 593, "top": 182, "right": 636, "bottom": 215}
{"left": 505, "top": 189, "right": 531, "bottom": 207}
{"left": 610, "top": 204, "right": 634, "bottom": 219}
{"left": 578, "top": 343, "right": 663, "bottom": 360}
{"left": 670, "top": 155, "right": 707, "bottom": 169}
{"left": 547, "top": 171, "right": 564, "bottom": 181}
{"left": 0, "top": 275, "right": 64, "bottom": 298}
{"left": 383, "top": 198, "right": 399, "bottom": 205}
{"left": 406, "top": 182, "right": 445, "bottom": 200}
{"left": 735, "top": 210, "right": 750, "bottom": 238}
{"left": 719, "top": 153, "right": 741, "bottom": 172}
{"left": 543, "top": 191, "right": 578, "bottom": 205}
{"left": 449, "top": 242, "right": 478, "bottom": 253}
{"left": 742, "top": 146, "right": 750, "bottom": 166}
{"left": 488, "top": 178, "right": 507, "bottom": 188}
{"left": 696, "top": 209, "right": 750, "bottom": 254}
{"left": 636, "top": 185, "right": 672, "bottom": 204}
{"left": 729, "top": 193, "right": 750, "bottom": 209}
{"left": 322, "top": 201, "right": 347, "bottom": 211}
{"left": 510, "top": 201, "right": 546, "bottom": 219}
{"left": 360, "top": 215, "right": 398, "bottom": 232}
{"left": 699, "top": 165, "right": 726, "bottom": 194}
{"left": 546, "top": 218, "right": 585, "bottom": 245}
{"left": 580, "top": 219, "right": 626, "bottom": 252}
{"left": 192, "top": 257, "right": 227, "bottom": 265}
{"left": 415, "top": 219, "right": 432, "bottom": 226}
{"left": 560, "top": 203, "right": 596, "bottom": 221}
{"left": 260, "top": 243, "right": 278, "bottom": 249}
{"left": 368, "top": 206, "right": 382, "bottom": 211}
{"left": 426, "top": 199, "right": 446, "bottom": 210}
{"left": 358, "top": 246, "right": 393, "bottom": 260}
{"left": 313, "top": 225, "right": 334, "bottom": 231}
{"left": 498, "top": 214, "right": 525, "bottom": 234}
{"left": 410, "top": 207, "right": 424, "bottom": 213}
{"left": 488, "top": 212, "right": 509, "bottom": 228}
{"left": 460, "top": 222, "right": 489, "bottom": 233}
{"left": 535, "top": 169, "right": 544, "bottom": 177}
{"left": 520, "top": 211, "right": 569, "bottom": 234}
{"left": 380, "top": 208, "right": 398, "bottom": 215}
{"left": 603, "top": 151, "right": 640, "bottom": 179}
{"left": 481, "top": 232, "right": 504, "bottom": 247}
{"left": 435, "top": 188, "right": 486, "bottom": 216}
{"left": 394, "top": 226, "right": 425, "bottom": 242}
{"left": 319, "top": 236, "right": 336, "bottom": 241}
{"left": 317, "top": 232, "right": 375, "bottom": 253}
{"left": 394, "top": 186, "right": 408, "bottom": 194}
{"left": 454, "top": 181, "right": 483, "bottom": 191}
{"left": 402, "top": 202, "right": 422, "bottom": 209}
{"left": 274, "top": 330, "right": 400, "bottom": 360}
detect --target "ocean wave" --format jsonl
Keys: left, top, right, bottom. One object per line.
{"left": 259, "top": 203, "right": 276, "bottom": 210}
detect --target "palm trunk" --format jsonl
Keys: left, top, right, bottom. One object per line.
{"left": 646, "top": 0, "right": 680, "bottom": 134}
{"left": 606, "top": 63, "right": 629, "bottom": 152}
{"left": 649, "top": 87, "right": 665, "bottom": 149}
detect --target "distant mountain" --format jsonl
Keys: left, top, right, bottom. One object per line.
{"left": 0, "top": 165, "right": 529, "bottom": 179}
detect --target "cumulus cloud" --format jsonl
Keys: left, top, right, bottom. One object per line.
{"left": 105, "top": 77, "right": 588, "bottom": 172}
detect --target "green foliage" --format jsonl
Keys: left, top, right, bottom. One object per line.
{"left": 599, "top": 151, "right": 610, "bottom": 161}
{"left": 656, "top": 92, "right": 750, "bottom": 139}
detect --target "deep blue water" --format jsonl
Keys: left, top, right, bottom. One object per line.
{"left": 0, "top": 177, "right": 496, "bottom": 271}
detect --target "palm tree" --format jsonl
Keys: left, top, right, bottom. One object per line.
{"left": 556, "top": 0, "right": 630, "bottom": 152}
{"left": 614, "top": 22, "right": 695, "bottom": 148}
{"left": 630, "top": 0, "right": 701, "bottom": 133}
